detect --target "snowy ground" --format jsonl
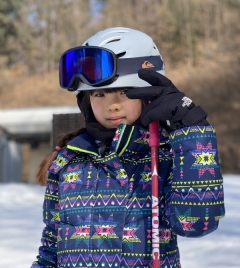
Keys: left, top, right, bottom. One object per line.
{"left": 0, "top": 174, "right": 239, "bottom": 268}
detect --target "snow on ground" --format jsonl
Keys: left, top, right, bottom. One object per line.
{"left": 0, "top": 174, "right": 239, "bottom": 268}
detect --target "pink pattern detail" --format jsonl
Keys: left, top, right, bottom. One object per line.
{"left": 144, "top": 164, "right": 151, "bottom": 171}
{"left": 198, "top": 168, "right": 215, "bottom": 177}
{"left": 160, "top": 229, "right": 171, "bottom": 240}
{"left": 67, "top": 164, "right": 80, "bottom": 171}
{"left": 62, "top": 149, "right": 75, "bottom": 159}
{"left": 203, "top": 222, "right": 209, "bottom": 230}
{"left": 140, "top": 131, "right": 149, "bottom": 141}
{"left": 113, "top": 131, "right": 120, "bottom": 141}
{"left": 180, "top": 169, "right": 184, "bottom": 179}
{"left": 113, "top": 161, "right": 122, "bottom": 168}
{"left": 147, "top": 229, "right": 151, "bottom": 238}
{"left": 182, "top": 221, "right": 194, "bottom": 231}
{"left": 63, "top": 183, "right": 76, "bottom": 191}
{"left": 197, "top": 142, "right": 212, "bottom": 150}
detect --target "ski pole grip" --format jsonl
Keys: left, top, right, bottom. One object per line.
{"left": 149, "top": 121, "right": 160, "bottom": 147}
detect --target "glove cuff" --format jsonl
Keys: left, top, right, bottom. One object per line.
{"left": 182, "top": 106, "right": 208, "bottom": 126}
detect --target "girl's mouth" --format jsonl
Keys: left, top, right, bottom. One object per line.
{"left": 108, "top": 117, "right": 125, "bottom": 124}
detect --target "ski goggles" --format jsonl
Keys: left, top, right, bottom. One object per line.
{"left": 59, "top": 46, "right": 164, "bottom": 91}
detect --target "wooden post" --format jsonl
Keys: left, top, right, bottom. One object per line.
{"left": 52, "top": 113, "right": 85, "bottom": 150}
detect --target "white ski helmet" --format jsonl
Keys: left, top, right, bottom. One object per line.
{"left": 75, "top": 27, "right": 165, "bottom": 93}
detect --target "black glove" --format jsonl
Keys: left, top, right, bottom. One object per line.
{"left": 126, "top": 69, "right": 209, "bottom": 129}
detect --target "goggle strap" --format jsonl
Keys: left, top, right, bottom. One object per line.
{"left": 117, "top": 56, "right": 164, "bottom": 75}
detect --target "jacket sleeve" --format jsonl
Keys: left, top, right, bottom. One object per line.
{"left": 31, "top": 171, "right": 59, "bottom": 268}
{"left": 165, "top": 125, "right": 225, "bottom": 237}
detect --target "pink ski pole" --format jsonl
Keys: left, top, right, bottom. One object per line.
{"left": 149, "top": 120, "right": 160, "bottom": 268}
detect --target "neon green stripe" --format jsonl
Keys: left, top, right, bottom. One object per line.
{"left": 115, "top": 125, "right": 126, "bottom": 153}
{"left": 118, "top": 126, "right": 135, "bottom": 156}
{"left": 67, "top": 145, "right": 98, "bottom": 156}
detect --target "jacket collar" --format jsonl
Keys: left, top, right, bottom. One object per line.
{"left": 110, "top": 124, "right": 150, "bottom": 156}
{"left": 67, "top": 124, "right": 169, "bottom": 157}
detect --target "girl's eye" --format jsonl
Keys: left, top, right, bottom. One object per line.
{"left": 93, "top": 92, "right": 104, "bottom": 97}
{"left": 120, "top": 89, "right": 128, "bottom": 95}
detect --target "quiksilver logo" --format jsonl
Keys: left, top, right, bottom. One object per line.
{"left": 142, "top": 61, "right": 154, "bottom": 68}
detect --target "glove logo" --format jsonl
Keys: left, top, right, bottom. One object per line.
{"left": 142, "top": 61, "right": 154, "bottom": 69}
{"left": 182, "top": 96, "right": 192, "bottom": 107}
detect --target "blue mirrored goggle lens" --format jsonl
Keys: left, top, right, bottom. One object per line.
{"left": 59, "top": 48, "right": 115, "bottom": 88}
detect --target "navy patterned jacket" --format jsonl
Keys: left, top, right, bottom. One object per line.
{"left": 31, "top": 124, "right": 225, "bottom": 268}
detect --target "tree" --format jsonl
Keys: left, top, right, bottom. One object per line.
{"left": 0, "top": 0, "right": 26, "bottom": 66}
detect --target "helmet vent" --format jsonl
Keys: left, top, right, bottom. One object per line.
{"left": 106, "top": 39, "right": 121, "bottom": 44}
{"left": 117, "top": 52, "right": 126, "bottom": 58}
{"left": 153, "top": 46, "right": 156, "bottom": 49}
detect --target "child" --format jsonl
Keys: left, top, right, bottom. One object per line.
{"left": 31, "top": 27, "right": 225, "bottom": 268}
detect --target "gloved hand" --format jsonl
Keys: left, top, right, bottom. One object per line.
{"left": 126, "top": 69, "right": 209, "bottom": 129}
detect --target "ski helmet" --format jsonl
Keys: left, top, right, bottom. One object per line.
{"left": 60, "top": 27, "right": 165, "bottom": 94}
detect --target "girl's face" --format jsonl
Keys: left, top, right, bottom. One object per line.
{"left": 90, "top": 88, "right": 142, "bottom": 129}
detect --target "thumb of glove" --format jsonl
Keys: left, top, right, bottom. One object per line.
{"left": 138, "top": 69, "right": 174, "bottom": 87}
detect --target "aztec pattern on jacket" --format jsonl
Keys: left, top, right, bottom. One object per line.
{"left": 31, "top": 124, "right": 225, "bottom": 268}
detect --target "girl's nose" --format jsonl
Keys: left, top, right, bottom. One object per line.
{"left": 108, "top": 103, "right": 121, "bottom": 111}
{"left": 107, "top": 94, "right": 122, "bottom": 111}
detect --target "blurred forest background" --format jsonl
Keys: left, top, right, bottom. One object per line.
{"left": 0, "top": 0, "right": 239, "bottom": 173}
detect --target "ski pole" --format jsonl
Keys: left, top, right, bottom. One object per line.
{"left": 149, "top": 120, "right": 160, "bottom": 268}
